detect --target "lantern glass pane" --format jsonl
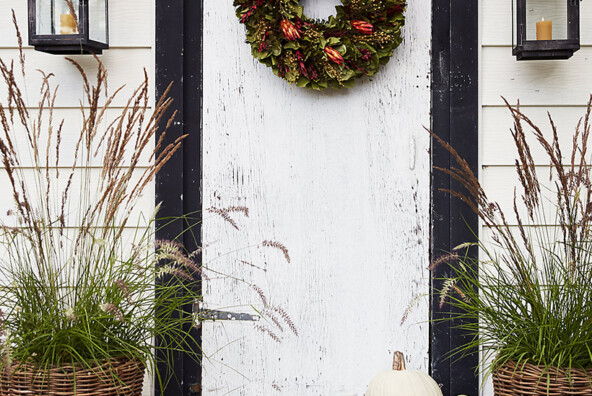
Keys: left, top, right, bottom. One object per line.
{"left": 36, "top": 0, "right": 80, "bottom": 36}
{"left": 525, "top": 0, "right": 567, "bottom": 40}
{"left": 89, "top": 0, "right": 107, "bottom": 43}
{"left": 512, "top": 0, "right": 517, "bottom": 47}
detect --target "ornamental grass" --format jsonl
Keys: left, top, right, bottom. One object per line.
{"left": 432, "top": 96, "right": 592, "bottom": 383}
{"left": 0, "top": 16, "right": 197, "bottom": 390}
{"left": 0, "top": 16, "right": 298, "bottom": 392}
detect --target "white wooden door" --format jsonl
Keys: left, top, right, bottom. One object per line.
{"left": 202, "top": 0, "right": 432, "bottom": 394}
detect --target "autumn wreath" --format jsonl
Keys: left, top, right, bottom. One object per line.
{"left": 234, "top": 0, "right": 406, "bottom": 90}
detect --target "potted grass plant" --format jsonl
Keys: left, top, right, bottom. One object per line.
{"left": 431, "top": 97, "right": 592, "bottom": 395}
{"left": 0, "top": 28, "right": 203, "bottom": 394}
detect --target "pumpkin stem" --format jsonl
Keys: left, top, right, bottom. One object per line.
{"left": 392, "top": 351, "right": 406, "bottom": 371}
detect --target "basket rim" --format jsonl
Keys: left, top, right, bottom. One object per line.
{"left": 493, "top": 359, "right": 592, "bottom": 394}
{"left": 494, "top": 359, "right": 592, "bottom": 375}
{"left": 0, "top": 355, "right": 146, "bottom": 396}
{"left": 1, "top": 356, "right": 145, "bottom": 382}
{"left": 5, "top": 356, "right": 143, "bottom": 369}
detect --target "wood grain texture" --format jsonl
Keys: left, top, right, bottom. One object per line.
{"left": 202, "top": 1, "right": 431, "bottom": 395}
{"left": 482, "top": 0, "right": 592, "bottom": 46}
{"left": 0, "top": 1, "right": 153, "bottom": 48}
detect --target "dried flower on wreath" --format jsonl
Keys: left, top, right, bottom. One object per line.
{"left": 234, "top": 0, "right": 406, "bottom": 90}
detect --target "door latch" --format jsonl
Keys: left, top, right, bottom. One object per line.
{"left": 193, "top": 301, "right": 261, "bottom": 323}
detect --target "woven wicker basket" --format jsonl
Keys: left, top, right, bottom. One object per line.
{"left": 0, "top": 356, "right": 145, "bottom": 395}
{"left": 493, "top": 360, "right": 592, "bottom": 395}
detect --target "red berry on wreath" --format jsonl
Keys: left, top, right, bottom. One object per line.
{"left": 389, "top": 4, "right": 407, "bottom": 15}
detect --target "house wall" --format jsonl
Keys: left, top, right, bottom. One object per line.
{"left": 480, "top": 0, "right": 592, "bottom": 394}
{"left": 0, "top": 2, "right": 155, "bottom": 396}
{"left": 202, "top": 1, "right": 431, "bottom": 395}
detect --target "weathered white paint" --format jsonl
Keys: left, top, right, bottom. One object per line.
{"left": 202, "top": 1, "right": 431, "bottom": 395}
{"left": 0, "top": 3, "right": 155, "bottom": 395}
{"left": 479, "top": 0, "right": 592, "bottom": 394}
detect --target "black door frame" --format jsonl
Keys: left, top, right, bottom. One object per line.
{"left": 154, "top": 0, "right": 203, "bottom": 395}
{"left": 154, "top": 0, "right": 479, "bottom": 394}
{"left": 430, "top": 0, "right": 480, "bottom": 395}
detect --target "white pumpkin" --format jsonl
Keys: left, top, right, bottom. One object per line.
{"left": 365, "top": 351, "right": 443, "bottom": 396}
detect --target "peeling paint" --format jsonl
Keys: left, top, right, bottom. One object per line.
{"left": 201, "top": 0, "right": 432, "bottom": 394}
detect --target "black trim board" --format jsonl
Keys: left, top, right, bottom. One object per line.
{"left": 155, "top": 0, "right": 203, "bottom": 395}
{"left": 430, "top": 0, "right": 479, "bottom": 395}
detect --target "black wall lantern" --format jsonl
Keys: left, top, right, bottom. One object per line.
{"left": 28, "top": 0, "right": 109, "bottom": 55}
{"left": 512, "top": 0, "right": 580, "bottom": 60}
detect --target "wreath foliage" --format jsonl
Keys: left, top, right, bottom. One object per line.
{"left": 234, "top": 0, "right": 406, "bottom": 90}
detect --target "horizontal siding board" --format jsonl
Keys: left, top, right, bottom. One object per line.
{"left": 0, "top": 48, "right": 153, "bottom": 108}
{"left": 0, "top": 226, "right": 153, "bottom": 286}
{"left": 0, "top": 1, "right": 152, "bottom": 48}
{"left": 480, "top": 225, "right": 570, "bottom": 273}
{"left": 482, "top": 165, "right": 572, "bottom": 226}
{"left": 482, "top": 106, "right": 590, "bottom": 165}
{"left": 482, "top": 0, "right": 592, "bottom": 46}
{"left": 482, "top": 47, "right": 592, "bottom": 106}
{"left": 5, "top": 108, "right": 153, "bottom": 167}
{"left": 0, "top": 168, "right": 154, "bottom": 227}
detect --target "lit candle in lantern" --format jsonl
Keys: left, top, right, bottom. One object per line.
{"left": 536, "top": 17, "right": 552, "bottom": 40}
{"left": 60, "top": 13, "right": 77, "bottom": 35}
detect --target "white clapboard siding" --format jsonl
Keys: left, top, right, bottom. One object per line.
{"left": 202, "top": 0, "right": 431, "bottom": 395}
{"left": 479, "top": 225, "right": 574, "bottom": 276}
{"left": 0, "top": 167, "right": 154, "bottom": 227}
{"left": 481, "top": 165, "right": 578, "bottom": 226}
{"left": 0, "top": 5, "right": 155, "bottom": 396}
{"left": 480, "top": 0, "right": 592, "bottom": 394}
{"left": 482, "top": 47, "right": 592, "bottom": 106}
{"left": 0, "top": 225, "right": 152, "bottom": 265}
{"left": 3, "top": 108, "right": 153, "bottom": 168}
{"left": 0, "top": 48, "right": 153, "bottom": 108}
{"left": 482, "top": 0, "right": 592, "bottom": 46}
{"left": 482, "top": 106, "right": 591, "bottom": 166}
{"left": 0, "top": 1, "right": 153, "bottom": 48}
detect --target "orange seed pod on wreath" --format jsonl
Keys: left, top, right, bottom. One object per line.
{"left": 324, "top": 46, "right": 344, "bottom": 65}
{"left": 351, "top": 20, "right": 374, "bottom": 34}
{"left": 280, "top": 20, "right": 301, "bottom": 41}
